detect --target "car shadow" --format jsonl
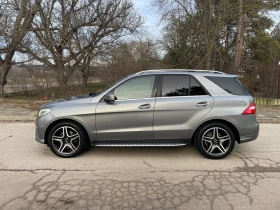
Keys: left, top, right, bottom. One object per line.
{"left": 81, "top": 144, "right": 201, "bottom": 158}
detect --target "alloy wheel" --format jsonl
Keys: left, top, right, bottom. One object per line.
{"left": 52, "top": 126, "right": 80, "bottom": 155}
{"left": 201, "top": 127, "right": 231, "bottom": 156}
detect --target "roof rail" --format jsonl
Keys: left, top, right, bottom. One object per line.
{"left": 136, "top": 69, "right": 225, "bottom": 74}
{"left": 183, "top": 70, "right": 225, "bottom": 74}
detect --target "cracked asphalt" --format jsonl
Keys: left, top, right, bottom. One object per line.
{"left": 0, "top": 123, "right": 280, "bottom": 210}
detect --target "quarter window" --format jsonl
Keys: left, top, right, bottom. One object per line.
{"left": 114, "top": 76, "right": 155, "bottom": 100}
{"left": 205, "top": 76, "right": 249, "bottom": 95}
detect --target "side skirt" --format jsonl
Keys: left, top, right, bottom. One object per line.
{"left": 91, "top": 139, "right": 190, "bottom": 146}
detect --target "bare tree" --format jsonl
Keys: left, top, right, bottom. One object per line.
{"left": 20, "top": 0, "right": 142, "bottom": 89}
{"left": 99, "top": 39, "right": 164, "bottom": 84}
{"left": 0, "top": 0, "right": 41, "bottom": 97}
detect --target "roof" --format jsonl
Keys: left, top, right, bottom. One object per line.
{"left": 135, "top": 69, "right": 237, "bottom": 77}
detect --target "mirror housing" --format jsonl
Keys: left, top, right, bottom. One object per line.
{"left": 104, "top": 92, "right": 115, "bottom": 103}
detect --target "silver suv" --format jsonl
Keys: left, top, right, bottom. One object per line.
{"left": 35, "top": 70, "right": 259, "bottom": 159}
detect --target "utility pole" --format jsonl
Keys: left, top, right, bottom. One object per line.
{"left": 277, "top": 61, "right": 280, "bottom": 99}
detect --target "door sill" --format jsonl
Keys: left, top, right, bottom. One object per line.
{"left": 92, "top": 139, "right": 190, "bottom": 146}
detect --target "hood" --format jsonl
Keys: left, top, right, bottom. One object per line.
{"left": 40, "top": 94, "right": 93, "bottom": 109}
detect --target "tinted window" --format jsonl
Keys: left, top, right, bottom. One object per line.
{"left": 114, "top": 76, "right": 155, "bottom": 100}
{"left": 205, "top": 76, "right": 249, "bottom": 95}
{"left": 162, "top": 75, "right": 190, "bottom": 97}
{"left": 190, "top": 78, "right": 207, "bottom": 95}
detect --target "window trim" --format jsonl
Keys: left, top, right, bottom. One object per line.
{"left": 190, "top": 75, "right": 210, "bottom": 96}
{"left": 158, "top": 74, "right": 210, "bottom": 98}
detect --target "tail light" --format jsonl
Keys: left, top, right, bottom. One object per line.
{"left": 242, "top": 102, "right": 256, "bottom": 115}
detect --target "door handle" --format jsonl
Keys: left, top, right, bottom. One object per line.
{"left": 138, "top": 104, "right": 151, "bottom": 109}
{"left": 195, "top": 102, "right": 209, "bottom": 107}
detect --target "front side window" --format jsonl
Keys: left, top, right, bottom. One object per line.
{"left": 114, "top": 76, "right": 155, "bottom": 100}
{"left": 162, "top": 75, "right": 190, "bottom": 97}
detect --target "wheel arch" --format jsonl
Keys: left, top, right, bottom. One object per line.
{"left": 191, "top": 119, "right": 240, "bottom": 144}
{"left": 44, "top": 119, "right": 90, "bottom": 145}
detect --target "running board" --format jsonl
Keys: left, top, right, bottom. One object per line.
{"left": 94, "top": 144, "right": 187, "bottom": 147}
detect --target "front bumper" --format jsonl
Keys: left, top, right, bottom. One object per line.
{"left": 34, "top": 112, "right": 55, "bottom": 144}
{"left": 35, "top": 126, "right": 45, "bottom": 144}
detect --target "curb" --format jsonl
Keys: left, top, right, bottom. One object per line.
{"left": 0, "top": 116, "right": 36, "bottom": 121}
{"left": 257, "top": 117, "right": 280, "bottom": 123}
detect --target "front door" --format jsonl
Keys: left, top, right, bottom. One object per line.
{"left": 96, "top": 75, "right": 157, "bottom": 141}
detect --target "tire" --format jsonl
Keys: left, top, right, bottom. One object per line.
{"left": 195, "top": 122, "right": 235, "bottom": 159}
{"left": 47, "top": 121, "right": 88, "bottom": 158}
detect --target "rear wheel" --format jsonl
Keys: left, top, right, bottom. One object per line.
{"left": 195, "top": 123, "right": 235, "bottom": 159}
{"left": 47, "top": 121, "right": 88, "bottom": 158}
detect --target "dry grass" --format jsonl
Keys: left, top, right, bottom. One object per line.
{"left": 1, "top": 82, "right": 106, "bottom": 110}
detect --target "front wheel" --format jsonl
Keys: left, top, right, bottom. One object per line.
{"left": 195, "top": 123, "right": 235, "bottom": 159}
{"left": 47, "top": 121, "right": 88, "bottom": 158}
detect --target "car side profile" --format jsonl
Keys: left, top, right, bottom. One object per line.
{"left": 35, "top": 69, "right": 259, "bottom": 159}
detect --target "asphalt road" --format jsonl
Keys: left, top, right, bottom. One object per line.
{"left": 0, "top": 123, "right": 280, "bottom": 210}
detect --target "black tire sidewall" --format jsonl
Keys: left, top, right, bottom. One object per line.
{"left": 47, "top": 121, "right": 87, "bottom": 158}
{"left": 195, "top": 122, "right": 235, "bottom": 159}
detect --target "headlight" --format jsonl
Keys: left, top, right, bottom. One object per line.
{"left": 38, "top": 109, "right": 51, "bottom": 118}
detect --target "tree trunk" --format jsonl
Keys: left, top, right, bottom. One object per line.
{"left": 234, "top": 0, "right": 244, "bottom": 74}
{"left": 203, "top": 0, "right": 213, "bottom": 70}
{"left": 56, "top": 76, "right": 68, "bottom": 90}
{"left": 81, "top": 66, "right": 90, "bottom": 88}
{"left": 82, "top": 73, "right": 89, "bottom": 87}
{"left": 0, "top": 64, "right": 11, "bottom": 98}
{"left": 0, "top": 80, "right": 5, "bottom": 98}
{"left": 80, "top": 55, "right": 92, "bottom": 88}
{"left": 55, "top": 65, "right": 70, "bottom": 90}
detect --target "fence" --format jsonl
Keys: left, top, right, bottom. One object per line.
{"left": 254, "top": 97, "right": 280, "bottom": 106}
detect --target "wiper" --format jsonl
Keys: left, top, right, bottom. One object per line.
{"left": 89, "top": 92, "right": 97, "bottom": 96}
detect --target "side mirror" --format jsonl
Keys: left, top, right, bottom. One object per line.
{"left": 104, "top": 92, "right": 115, "bottom": 103}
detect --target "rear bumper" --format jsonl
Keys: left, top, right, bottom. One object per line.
{"left": 239, "top": 133, "right": 259, "bottom": 144}
{"left": 238, "top": 120, "right": 259, "bottom": 144}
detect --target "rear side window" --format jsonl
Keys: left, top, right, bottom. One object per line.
{"left": 205, "top": 76, "right": 249, "bottom": 95}
{"left": 161, "top": 75, "right": 208, "bottom": 97}
{"left": 162, "top": 75, "right": 190, "bottom": 96}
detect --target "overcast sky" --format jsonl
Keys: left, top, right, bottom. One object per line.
{"left": 132, "top": 0, "right": 280, "bottom": 37}
{"left": 132, "top": 0, "right": 162, "bottom": 38}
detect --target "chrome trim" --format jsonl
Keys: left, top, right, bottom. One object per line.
{"left": 94, "top": 144, "right": 187, "bottom": 147}
{"left": 136, "top": 69, "right": 225, "bottom": 74}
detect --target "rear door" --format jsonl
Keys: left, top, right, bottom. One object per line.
{"left": 154, "top": 75, "right": 214, "bottom": 140}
